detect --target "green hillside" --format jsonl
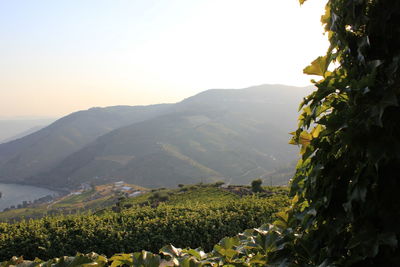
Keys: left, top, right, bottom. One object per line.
{"left": 30, "top": 85, "right": 310, "bottom": 189}
{"left": 0, "top": 105, "right": 171, "bottom": 184}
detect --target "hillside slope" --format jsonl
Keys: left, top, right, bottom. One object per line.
{"left": 33, "top": 84, "right": 311, "bottom": 189}
{"left": 0, "top": 105, "right": 172, "bottom": 183}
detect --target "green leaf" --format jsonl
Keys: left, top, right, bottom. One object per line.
{"left": 217, "top": 237, "right": 240, "bottom": 250}
{"left": 303, "top": 56, "right": 329, "bottom": 76}
{"left": 299, "top": 131, "right": 312, "bottom": 146}
{"left": 311, "top": 125, "right": 324, "bottom": 138}
{"left": 110, "top": 254, "right": 133, "bottom": 267}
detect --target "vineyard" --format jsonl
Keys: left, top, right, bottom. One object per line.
{"left": 0, "top": 221, "right": 293, "bottom": 266}
{"left": 0, "top": 186, "right": 289, "bottom": 261}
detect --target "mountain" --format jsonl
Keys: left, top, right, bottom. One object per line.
{"left": 0, "top": 118, "right": 56, "bottom": 143}
{"left": 0, "top": 104, "right": 172, "bottom": 183}
{"left": 1, "top": 125, "right": 44, "bottom": 144}
{"left": 26, "top": 84, "right": 312, "bottom": 189}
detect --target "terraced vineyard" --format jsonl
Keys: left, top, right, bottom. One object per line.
{"left": 0, "top": 183, "right": 147, "bottom": 222}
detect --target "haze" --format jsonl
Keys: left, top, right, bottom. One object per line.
{"left": 0, "top": 0, "right": 328, "bottom": 118}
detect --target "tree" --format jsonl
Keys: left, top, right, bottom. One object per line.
{"left": 251, "top": 179, "right": 263, "bottom": 193}
{"left": 283, "top": 0, "right": 400, "bottom": 265}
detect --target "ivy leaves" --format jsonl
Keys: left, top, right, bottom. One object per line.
{"left": 303, "top": 56, "right": 330, "bottom": 77}
{"left": 290, "top": 0, "right": 400, "bottom": 265}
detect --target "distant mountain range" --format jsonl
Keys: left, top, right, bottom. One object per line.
{"left": 1, "top": 125, "right": 44, "bottom": 144}
{"left": 0, "top": 105, "right": 172, "bottom": 184}
{"left": 0, "top": 118, "right": 56, "bottom": 144}
{"left": 0, "top": 84, "right": 312, "bottom": 189}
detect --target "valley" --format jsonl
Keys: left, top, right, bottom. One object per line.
{"left": 0, "top": 84, "right": 311, "bottom": 191}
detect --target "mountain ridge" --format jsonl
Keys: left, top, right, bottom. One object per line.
{"left": 0, "top": 84, "right": 312, "bottom": 189}
{"left": 0, "top": 104, "right": 173, "bottom": 183}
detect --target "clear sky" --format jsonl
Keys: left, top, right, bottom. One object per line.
{"left": 0, "top": 0, "right": 329, "bottom": 118}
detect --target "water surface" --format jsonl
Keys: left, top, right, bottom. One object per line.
{"left": 0, "top": 183, "right": 58, "bottom": 211}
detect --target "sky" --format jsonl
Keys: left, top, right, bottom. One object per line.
{"left": 0, "top": 0, "right": 329, "bottom": 118}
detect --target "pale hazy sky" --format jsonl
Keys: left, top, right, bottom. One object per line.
{"left": 0, "top": 0, "right": 328, "bottom": 118}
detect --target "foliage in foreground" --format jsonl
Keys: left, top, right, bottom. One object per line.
{"left": 0, "top": 216, "right": 295, "bottom": 267}
{"left": 285, "top": 0, "right": 400, "bottom": 265}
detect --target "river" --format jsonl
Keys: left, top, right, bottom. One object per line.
{"left": 0, "top": 183, "right": 58, "bottom": 211}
